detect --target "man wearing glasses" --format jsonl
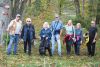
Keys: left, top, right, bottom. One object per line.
{"left": 50, "top": 14, "right": 63, "bottom": 57}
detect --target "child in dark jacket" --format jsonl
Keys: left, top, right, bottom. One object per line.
{"left": 39, "top": 22, "right": 52, "bottom": 56}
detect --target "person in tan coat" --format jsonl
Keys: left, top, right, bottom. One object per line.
{"left": 6, "top": 14, "right": 22, "bottom": 55}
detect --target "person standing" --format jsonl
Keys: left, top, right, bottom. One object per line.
{"left": 6, "top": 14, "right": 22, "bottom": 55}
{"left": 87, "top": 21, "right": 98, "bottom": 56}
{"left": 21, "top": 18, "right": 36, "bottom": 56}
{"left": 74, "top": 23, "right": 83, "bottom": 55}
{"left": 40, "top": 22, "right": 52, "bottom": 56}
{"left": 50, "top": 14, "right": 63, "bottom": 56}
{"left": 63, "top": 20, "right": 75, "bottom": 55}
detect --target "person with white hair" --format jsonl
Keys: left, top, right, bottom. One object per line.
{"left": 6, "top": 14, "right": 22, "bottom": 55}
{"left": 21, "top": 18, "right": 36, "bottom": 56}
{"left": 39, "top": 22, "right": 52, "bottom": 56}
{"left": 50, "top": 14, "right": 63, "bottom": 56}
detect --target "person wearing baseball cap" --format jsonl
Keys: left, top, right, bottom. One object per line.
{"left": 6, "top": 14, "right": 22, "bottom": 55}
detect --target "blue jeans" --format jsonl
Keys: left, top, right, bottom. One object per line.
{"left": 51, "top": 34, "right": 61, "bottom": 56}
{"left": 7, "top": 34, "right": 19, "bottom": 54}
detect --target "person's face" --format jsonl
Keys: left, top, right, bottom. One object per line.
{"left": 68, "top": 21, "right": 72, "bottom": 26}
{"left": 76, "top": 24, "right": 81, "bottom": 29}
{"left": 26, "top": 20, "right": 31, "bottom": 25}
{"left": 16, "top": 16, "right": 20, "bottom": 21}
{"left": 91, "top": 22, "right": 95, "bottom": 27}
{"left": 44, "top": 23, "right": 49, "bottom": 29}
{"left": 55, "top": 17, "right": 59, "bottom": 22}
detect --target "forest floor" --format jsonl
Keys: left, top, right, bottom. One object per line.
{"left": 0, "top": 38, "right": 100, "bottom": 67}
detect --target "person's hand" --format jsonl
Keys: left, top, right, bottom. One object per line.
{"left": 42, "top": 35, "right": 45, "bottom": 37}
{"left": 93, "top": 39, "right": 96, "bottom": 43}
{"left": 72, "top": 37, "right": 76, "bottom": 42}
{"left": 6, "top": 29, "right": 9, "bottom": 32}
{"left": 46, "top": 37, "right": 48, "bottom": 40}
{"left": 20, "top": 39, "right": 23, "bottom": 42}
{"left": 80, "top": 41, "right": 82, "bottom": 44}
{"left": 19, "top": 32, "right": 21, "bottom": 35}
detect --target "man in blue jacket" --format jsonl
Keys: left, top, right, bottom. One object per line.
{"left": 50, "top": 14, "right": 63, "bottom": 56}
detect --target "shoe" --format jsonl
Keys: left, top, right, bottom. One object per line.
{"left": 7, "top": 53, "right": 11, "bottom": 55}
{"left": 28, "top": 52, "right": 31, "bottom": 56}
{"left": 13, "top": 53, "right": 18, "bottom": 55}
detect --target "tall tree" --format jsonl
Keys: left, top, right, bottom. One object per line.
{"left": 58, "top": 0, "right": 65, "bottom": 15}
{"left": 82, "top": 0, "right": 85, "bottom": 17}
{"left": 74, "top": 0, "right": 80, "bottom": 16}
{"left": 11, "top": 0, "right": 27, "bottom": 18}
{"left": 96, "top": 0, "right": 100, "bottom": 24}
{"left": 88, "top": 0, "right": 95, "bottom": 20}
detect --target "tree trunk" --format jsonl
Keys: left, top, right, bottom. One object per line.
{"left": 96, "top": 0, "right": 100, "bottom": 24}
{"left": 74, "top": 0, "right": 80, "bottom": 16}
{"left": 11, "top": 0, "right": 27, "bottom": 18}
{"left": 82, "top": 0, "right": 85, "bottom": 17}
{"left": 28, "top": 0, "right": 31, "bottom": 6}
{"left": 88, "top": 0, "right": 94, "bottom": 20}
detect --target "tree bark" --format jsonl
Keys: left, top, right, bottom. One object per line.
{"left": 96, "top": 0, "right": 100, "bottom": 24}
{"left": 74, "top": 0, "right": 80, "bottom": 16}
{"left": 82, "top": 0, "right": 85, "bottom": 17}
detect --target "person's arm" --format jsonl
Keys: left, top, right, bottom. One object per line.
{"left": 19, "top": 21, "right": 23, "bottom": 35}
{"left": 48, "top": 29, "right": 52, "bottom": 40}
{"left": 60, "top": 22, "right": 63, "bottom": 36}
{"left": 93, "top": 27, "right": 98, "bottom": 43}
{"left": 6, "top": 20, "right": 14, "bottom": 32}
{"left": 93, "top": 32, "right": 97, "bottom": 42}
{"left": 94, "top": 33, "right": 97, "bottom": 40}
{"left": 73, "top": 26, "right": 76, "bottom": 38}
{"left": 95, "top": 27, "right": 98, "bottom": 40}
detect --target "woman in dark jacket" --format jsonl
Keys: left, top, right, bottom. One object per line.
{"left": 21, "top": 18, "right": 35, "bottom": 55}
{"left": 40, "top": 22, "right": 52, "bottom": 56}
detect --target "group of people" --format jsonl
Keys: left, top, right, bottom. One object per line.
{"left": 6, "top": 14, "right": 97, "bottom": 57}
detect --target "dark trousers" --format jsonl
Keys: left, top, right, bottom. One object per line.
{"left": 66, "top": 40, "right": 74, "bottom": 55}
{"left": 45, "top": 46, "right": 52, "bottom": 56}
{"left": 87, "top": 42, "right": 96, "bottom": 56}
{"left": 66, "top": 44, "right": 71, "bottom": 55}
{"left": 24, "top": 39, "right": 32, "bottom": 55}
{"left": 74, "top": 42, "right": 80, "bottom": 55}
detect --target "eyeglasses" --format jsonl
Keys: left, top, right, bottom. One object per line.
{"left": 27, "top": 21, "right": 31, "bottom": 22}
{"left": 55, "top": 17, "right": 59, "bottom": 18}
